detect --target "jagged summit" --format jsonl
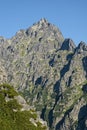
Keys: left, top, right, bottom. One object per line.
{"left": 38, "top": 18, "right": 49, "bottom": 24}
{"left": 77, "top": 41, "right": 87, "bottom": 51}
{"left": 74, "top": 41, "right": 87, "bottom": 54}
{"left": 25, "top": 18, "right": 64, "bottom": 49}
{"left": 32, "top": 18, "right": 52, "bottom": 28}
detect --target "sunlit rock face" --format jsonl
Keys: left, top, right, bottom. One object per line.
{"left": 0, "top": 18, "right": 87, "bottom": 130}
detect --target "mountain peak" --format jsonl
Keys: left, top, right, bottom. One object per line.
{"left": 76, "top": 41, "right": 87, "bottom": 52}
{"left": 25, "top": 18, "right": 64, "bottom": 45}
{"left": 39, "top": 18, "right": 48, "bottom": 24}
{"left": 36, "top": 18, "right": 51, "bottom": 28}
{"left": 0, "top": 19, "right": 87, "bottom": 130}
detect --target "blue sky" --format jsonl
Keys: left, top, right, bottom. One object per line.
{"left": 0, "top": 0, "right": 87, "bottom": 45}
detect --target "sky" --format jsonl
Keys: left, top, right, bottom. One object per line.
{"left": 0, "top": 0, "right": 87, "bottom": 45}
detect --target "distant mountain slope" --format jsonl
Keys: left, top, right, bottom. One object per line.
{"left": 0, "top": 18, "right": 87, "bottom": 130}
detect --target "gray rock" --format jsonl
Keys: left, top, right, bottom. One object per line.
{"left": 60, "top": 38, "right": 76, "bottom": 51}
{"left": 0, "top": 19, "right": 87, "bottom": 130}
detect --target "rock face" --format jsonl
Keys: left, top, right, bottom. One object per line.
{"left": 60, "top": 38, "right": 76, "bottom": 51}
{"left": 0, "top": 18, "right": 87, "bottom": 130}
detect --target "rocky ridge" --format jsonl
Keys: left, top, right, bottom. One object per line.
{"left": 0, "top": 18, "right": 87, "bottom": 130}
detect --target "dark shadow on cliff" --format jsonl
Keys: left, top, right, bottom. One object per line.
{"left": 60, "top": 60, "right": 71, "bottom": 78}
{"left": 40, "top": 105, "right": 47, "bottom": 120}
{"left": 53, "top": 80, "right": 60, "bottom": 93}
{"left": 82, "top": 56, "right": 87, "bottom": 78}
{"left": 56, "top": 107, "right": 73, "bottom": 130}
{"left": 66, "top": 53, "right": 73, "bottom": 61}
{"left": 82, "top": 84, "right": 87, "bottom": 93}
{"left": 76, "top": 105, "right": 87, "bottom": 130}
{"left": 48, "top": 109, "right": 54, "bottom": 128}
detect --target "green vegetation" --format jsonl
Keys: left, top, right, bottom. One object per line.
{"left": 0, "top": 83, "right": 18, "bottom": 98}
{"left": 0, "top": 83, "right": 46, "bottom": 130}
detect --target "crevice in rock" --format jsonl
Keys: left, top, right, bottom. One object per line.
{"left": 48, "top": 109, "right": 54, "bottom": 128}
{"left": 67, "top": 75, "right": 72, "bottom": 87}
{"left": 35, "top": 76, "right": 42, "bottom": 85}
{"left": 48, "top": 94, "right": 62, "bottom": 128}
{"left": 60, "top": 60, "right": 71, "bottom": 78}
{"left": 76, "top": 105, "right": 87, "bottom": 130}
{"left": 66, "top": 53, "right": 73, "bottom": 61}
{"left": 56, "top": 107, "right": 73, "bottom": 130}
{"left": 53, "top": 94, "right": 62, "bottom": 109}
{"left": 40, "top": 105, "right": 47, "bottom": 120}
{"left": 49, "top": 58, "right": 55, "bottom": 67}
{"left": 53, "top": 80, "right": 60, "bottom": 93}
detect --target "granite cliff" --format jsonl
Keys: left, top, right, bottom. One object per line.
{"left": 0, "top": 18, "right": 87, "bottom": 130}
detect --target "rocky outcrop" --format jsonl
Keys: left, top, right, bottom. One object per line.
{"left": 0, "top": 18, "right": 87, "bottom": 130}
{"left": 76, "top": 41, "right": 87, "bottom": 53}
{"left": 0, "top": 62, "right": 7, "bottom": 83}
{"left": 60, "top": 38, "right": 76, "bottom": 51}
